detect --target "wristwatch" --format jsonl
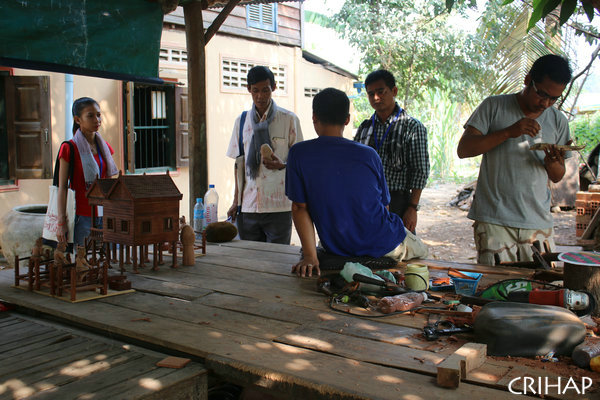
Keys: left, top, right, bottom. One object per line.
{"left": 407, "top": 203, "right": 420, "bottom": 211}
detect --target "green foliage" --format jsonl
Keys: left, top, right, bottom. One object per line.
{"left": 411, "top": 89, "right": 479, "bottom": 183}
{"left": 350, "top": 94, "right": 373, "bottom": 129}
{"left": 570, "top": 112, "right": 600, "bottom": 158}
{"left": 448, "top": 0, "right": 596, "bottom": 26}
{"left": 475, "top": 0, "right": 565, "bottom": 97}
{"left": 332, "top": 0, "right": 490, "bottom": 108}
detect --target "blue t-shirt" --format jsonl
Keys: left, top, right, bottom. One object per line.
{"left": 285, "top": 136, "right": 406, "bottom": 257}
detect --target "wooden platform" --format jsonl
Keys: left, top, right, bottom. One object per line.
{"left": 0, "top": 313, "right": 207, "bottom": 399}
{"left": 0, "top": 240, "right": 596, "bottom": 400}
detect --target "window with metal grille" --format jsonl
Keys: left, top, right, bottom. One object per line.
{"left": 304, "top": 87, "right": 320, "bottom": 97}
{"left": 125, "top": 84, "right": 176, "bottom": 172}
{"left": 106, "top": 218, "right": 115, "bottom": 232}
{"left": 159, "top": 47, "right": 187, "bottom": 64}
{"left": 221, "top": 58, "right": 287, "bottom": 93}
{"left": 246, "top": 4, "right": 277, "bottom": 32}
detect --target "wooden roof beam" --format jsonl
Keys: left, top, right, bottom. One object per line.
{"left": 204, "top": 0, "right": 241, "bottom": 44}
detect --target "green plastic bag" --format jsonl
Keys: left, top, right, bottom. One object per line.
{"left": 479, "top": 279, "right": 533, "bottom": 300}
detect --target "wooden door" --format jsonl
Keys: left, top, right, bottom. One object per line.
{"left": 5, "top": 75, "right": 52, "bottom": 179}
{"left": 175, "top": 86, "right": 189, "bottom": 168}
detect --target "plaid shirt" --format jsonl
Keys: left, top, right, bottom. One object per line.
{"left": 354, "top": 104, "right": 429, "bottom": 191}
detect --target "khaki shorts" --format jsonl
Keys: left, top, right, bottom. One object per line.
{"left": 473, "top": 221, "right": 555, "bottom": 266}
{"left": 385, "top": 229, "right": 429, "bottom": 261}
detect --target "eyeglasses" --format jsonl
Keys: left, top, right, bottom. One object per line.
{"left": 531, "top": 81, "right": 561, "bottom": 103}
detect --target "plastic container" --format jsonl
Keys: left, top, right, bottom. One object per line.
{"left": 404, "top": 264, "right": 429, "bottom": 291}
{"left": 378, "top": 292, "right": 427, "bottom": 314}
{"left": 453, "top": 271, "right": 482, "bottom": 295}
{"left": 204, "top": 184, "right": 219, "bottom": 226}
{"left": 572, "top": 339, "right": 600, "bottom": 368}
{"left": 193, "top": 198, "right": 204, "bottom": 239}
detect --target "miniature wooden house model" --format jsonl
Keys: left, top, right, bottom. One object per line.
{"left": 94, "top": 172, "right": 183, "bottom": 246}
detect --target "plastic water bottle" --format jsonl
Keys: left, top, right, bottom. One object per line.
{"left": 204, "top": 184, "right": 219, "bottom": 227}
{"left": 193, "top": 198, "right": 205, "bottom": 239}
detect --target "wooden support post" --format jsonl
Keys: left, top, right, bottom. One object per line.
{"left": 102, "top": 261, "right": 108, "bottom": 295}
{"left": 70, "top": 266, "right": 77, "bottom": 302}
{"left": 133, "top": 246, "right": 138, "bottom": 274}
{"left": 437, "top": 343, "right": 487, "bottom": 388}
{"left": 125, "top": 245, "right": 132, "bottom": 265}
{"left": 184, "top": 1, "right": 208, "bottom": 216}
{"left": 171, "top": 241, "right": 178, "bottom": 269}
{"left": 158, "top": 243, "right": 164, "bottom": 265}
{"left": 119, "top": 244, "right": 124, "bottom": 274}
{"left": 153, "top": 244, "right": 159, "bottom": 271}
{"left": 139, "top": 245, "right": 146, "bottom": 268}
{"left": 564, "top": 262, "right": 600, "bottom": 316}
{"left": 14, "top": 255, "right": 19, "bottom": 287}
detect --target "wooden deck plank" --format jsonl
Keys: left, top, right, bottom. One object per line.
{"left": 100, "top": 291, "right": 299, "bottom": 340}
{"left": 302, "top": 317, "right": 458, "bottom": 354}
{"left": 0, "top": 322, "right": 54, "bottom": 346}
{"left": 92, "top": 363, "right": 207, "bottom": 400}
{"left": 274, "top": 325, "right": 443, "bottom": 375}
{"left": 0, "top": 331, "right": 73, "bottom": 360}
{"left": 0, "top": 337, "right": 98, "bottom": 377}
{"left": 0, "top": 314, "right": 207, "bottom": 400}
{"left": 0, "top": 286, "right": 506, "bottom": 399}
{"left": 0, "top": 349, "right": 144, "bottom": 400}
{"left": 198, "top": 292, "right": 430, "bottom": 330}
{"left": 204, "top": 344, "right": 518, "bottom": 400}
{"left": 131, "top": 270, "right": 329, "bottom": 310}
{"left": 211, "top": 240, "right": 301, "bottom": 256}
{"left": 124, "top": 274, "right": 213, "bottom": 301}
{"left": 27, "top": 356, "right": 164, "bottom": 399}
{"left": 0, "top": 238, "right": 591, "bottom": 400}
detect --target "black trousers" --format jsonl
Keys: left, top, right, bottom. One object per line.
{"left": 389, "top": 190, "right": 411, "bottom": 218}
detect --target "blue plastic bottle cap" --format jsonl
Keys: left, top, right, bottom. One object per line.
{"left": 209, "top": 184, "right": 215, "bottom": 188}
{"left": 196, "top": 198, "right": 202, "bottom": 203}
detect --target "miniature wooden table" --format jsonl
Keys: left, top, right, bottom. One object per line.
{"left": 0, "top": 241, "right": 597, "bottom": 399}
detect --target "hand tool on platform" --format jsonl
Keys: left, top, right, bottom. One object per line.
{"left": 423, "top": 320, "right": 473, "bottom": 341}
{"left": 506, "top": 288, "right": 594, "bottom": 314}
{"left": 352, "top": 273, "right": 409, "bottom": 295}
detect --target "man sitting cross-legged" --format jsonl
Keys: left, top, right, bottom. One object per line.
{"left": 285, "top": 88, "right": 428, "bottom": 277}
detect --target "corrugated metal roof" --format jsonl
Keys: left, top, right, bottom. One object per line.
{"left": 171, "top": 0, "right": 302, "bottom": 11}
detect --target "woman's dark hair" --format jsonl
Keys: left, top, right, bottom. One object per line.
{"left": 72, "top": 97, "right": 99, "bottom": 134}
{"left": 313, "top": 88, "right": 350, "bottom": 125}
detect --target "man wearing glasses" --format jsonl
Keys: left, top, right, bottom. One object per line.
{"left": 457, "top": 54, "right": 572, "bottom": 266}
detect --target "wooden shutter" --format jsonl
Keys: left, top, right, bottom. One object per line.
{"left": 5, "top": 76, "right": 52, "bottom": 179}
{"left": 247, "top": 4, "right": 277, "bottom": 32}
{"left": 175, "top": 86, "right": 189, "bottom": 168}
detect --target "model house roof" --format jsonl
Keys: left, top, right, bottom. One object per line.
{"left": 108, "top": 173, "right": 183, "bottom": 200}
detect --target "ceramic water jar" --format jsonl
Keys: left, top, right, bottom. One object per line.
{"left": 0, "top": 204, "right": 47, "bottom": 268}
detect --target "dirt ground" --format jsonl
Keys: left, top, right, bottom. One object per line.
{"left": 417, "top": 182, "right": 578, "bottom": 263}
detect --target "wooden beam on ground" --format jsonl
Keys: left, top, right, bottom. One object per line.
{"left": 437, "top": 342, "right": 487, "bottom": 388}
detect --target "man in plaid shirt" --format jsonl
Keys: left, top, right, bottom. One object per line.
{"left": 354, "top": 69, "right": 430, "bottom": 232}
